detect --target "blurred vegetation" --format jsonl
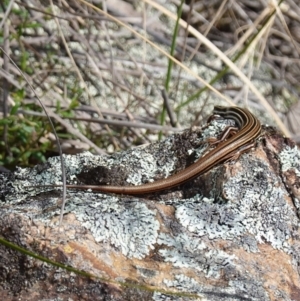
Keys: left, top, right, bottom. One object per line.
{"left": 1, "top": 0, "right": 300, "bottom": 170}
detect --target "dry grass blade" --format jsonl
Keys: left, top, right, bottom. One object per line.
{"left": 0, "top": 0, "right": 15, "bottom": 30}
{"left": 145, "top": 0, "right": 290, "bottom": 136}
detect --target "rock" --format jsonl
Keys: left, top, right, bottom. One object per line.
{"left": 1, "top": 117, "right": 300, "bottom": 301}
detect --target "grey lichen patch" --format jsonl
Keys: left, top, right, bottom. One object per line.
{"left": 9, "top": 152, "right": 105, "bottom": 202}
{"left": 278, "top": 144, "right": 300, "bottom": 230}
{"left": 4, "top": 190, "right": 160, "bottom": 260}
{"left": 238, "top": 234, "right": 259, "bottom": 253}
{"left": 69, "top": 193, "right": 160, "bottom": 259}
{"left": 227, "top": 279, "right": 270, "bottom": 301}
{"left": 174, "top": 154, "right": 298, "bottom": 253}
{"left": 278, "top": 146, "right": 300, "bottom": 176}
{"left": 184, "top": 118, "right": 235, "bottom": 166}
{"left": 200, "top": 118, "right": 235, "bottom": 144}
{"left": 162, "top": 275, "right": 202, "bottom": 298}
{"left": 124, "top": 150, "right": 175, "bottom": 185}
{"left": 157, "top": 232, "right": 235, "bottom": 278}
{"left": 152, "top": 289, "right": 200, "bottom": 301}
{"left": 162, "top": 274, "right": 269, "bottom": 301}
{"left": 2, "top": 196, "right": 64, "bottom": 220}
{"left": 224, "top": 156, "right": 297, "bottom": 251}
{"left": 176, "top": 198, "right": 245, "bottom": 240}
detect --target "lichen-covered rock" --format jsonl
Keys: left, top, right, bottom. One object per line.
{"left": 1, "top": 119, "right": 300, "bottom": 301}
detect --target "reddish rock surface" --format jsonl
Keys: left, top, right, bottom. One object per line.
{"left": 1, "top": 120, "right": 300, "bottom": 301}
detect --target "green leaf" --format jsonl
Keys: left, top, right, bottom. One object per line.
{"left": 69, "top": 98, "right": 80, "bottom": 110}
{"left": 10, "top": 103, "right": 21, "bottom": 115}
{"left": 20, "top": 51, "right": 30, "bottom": 71}
{"left": 0, "top": 118, "right": 12, "bottom": 126}
{"left": 24, "top": 22, "right": 42, "bottom": 29}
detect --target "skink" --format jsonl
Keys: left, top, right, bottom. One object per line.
{"left": 33, "top": 106, "right": 261, "bottom": 194}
